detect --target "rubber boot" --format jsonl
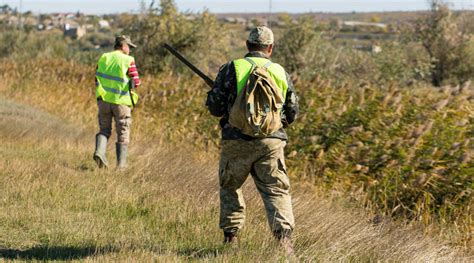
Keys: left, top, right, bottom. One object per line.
{"left": 223, "top": 231, "right": 238, "bottom": 244}
{"left": 116, "top": 143, "right": 128, "bottom": 169}
{"left": 93, "top": 134, "right": 108, "bottom": 168}
{"left": 223, "top": 228, "right": 239, "bottom": 246}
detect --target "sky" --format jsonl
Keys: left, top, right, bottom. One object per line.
{"left": 2, "top": 0, "right": 473, "bottom": 14}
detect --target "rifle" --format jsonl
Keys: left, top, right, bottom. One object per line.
{"left": 163, "top": 44, "right": 214, "bottom": 88}
{"left": 129, "top": 79, "right": 136, "bottom": 109}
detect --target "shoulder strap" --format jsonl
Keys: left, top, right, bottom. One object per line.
{"left": 263, "top": 61, "right": 273, "bottom": 69}
{"left": 244, "top": 57, "right": 257, "bottom": 67}
{"left": 244, "top": 57, "right": 273, "bottom": 69}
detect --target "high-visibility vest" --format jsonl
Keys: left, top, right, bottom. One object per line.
{"left": 96, "top": 50, "right": 139, "bottom": 106}
{"left": 233, "top": 57, "right": 288, "bottom": 100}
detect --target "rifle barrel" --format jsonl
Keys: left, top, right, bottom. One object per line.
{"left": 129, "top": 80, "right": 135, "bottom": 109}
{"left": 164, "top": 44, "right": 214, "bottom": 88}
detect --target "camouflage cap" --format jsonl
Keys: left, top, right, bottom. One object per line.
{"left": 247, "top": 26, "right": 274, "bottom": 45}
{"left": 115, "top": 35, "right": 137, "bottom": 48}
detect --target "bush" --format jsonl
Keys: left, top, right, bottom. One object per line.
{"left": 0, "top": 30, "right": 104, "bottom": 65}
{"left": 414, "top": 1, "right": 474, "bottom": 86}
{"left": 373, "top": 42, "right": 431, "bottom": 84}
{"left": 0, "top": 30, "right": 68, "bottom": 59}
{"left": 123, "top": 0, "right": 227, "bottom": 75}
{"left": 287, "top": 79, "right": 473, "bottom": 226}
{"left": 273, "top": 17, "right": 432, "bottom": 86}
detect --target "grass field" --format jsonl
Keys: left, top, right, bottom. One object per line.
{"left": 0, "top": 96, "right": 471, "bottom": 261}
{"left": 0, "top": 1, "right": 472, "bottom": 259}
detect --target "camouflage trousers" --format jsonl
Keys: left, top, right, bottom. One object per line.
{"left": 219, "top": 138, "right": 295, "bottom": 235}
{"left": 96, "top": 99, "right": 132, "bottom": 145}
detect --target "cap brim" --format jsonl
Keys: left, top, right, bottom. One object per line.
{"left": 128, "top": 42, "right": 137, "bottom": 48}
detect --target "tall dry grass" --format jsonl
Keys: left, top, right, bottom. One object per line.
{"left": 1, "top": 56, "right": 472, "bottom": 250}
{"left": 0, "top": 97, "right": 471, "bottom": 261}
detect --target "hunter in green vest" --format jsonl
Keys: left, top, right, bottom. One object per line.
{"left": 233, "top": 57, "right": 288, "bottom": 100}
{"left": 96, "top": 50, "right": 139, "bottom": 106}
{"left": 206, "top": 26, "right": 299, "bottom": 255}
{"left": 93, "top": 35, "right": 141, "bottom": 169}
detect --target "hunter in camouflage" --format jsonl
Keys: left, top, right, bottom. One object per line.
{"left": 206, "top": 26, "right": 299, "bottom": 252}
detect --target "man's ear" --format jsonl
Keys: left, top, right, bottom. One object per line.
{"left": 267, "top": 44, "right": 274, "bottom": 55}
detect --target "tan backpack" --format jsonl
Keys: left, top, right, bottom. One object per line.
{"left": 229, "top": 58, "right": 284, "bottom": 137}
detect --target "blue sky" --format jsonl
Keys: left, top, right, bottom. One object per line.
{"left": 2, "top": 0, "right": 473, "bottom": 14}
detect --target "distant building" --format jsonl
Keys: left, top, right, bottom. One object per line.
{"left": 235, "top": 17, "right": 246, "bottom": 25}
{"left": 64, "top": 25, "right": 86, "bottom": 39}
{"left": 22, "top": 16, "right": 37, "bottom": 27}
{"left": 40, "top": 18, "right": 55, "bottom": 30}
{"left": 223, "top": 17, "right": 246, "bottom": 25}
{"left": 254, "top": 18, "right": 268, "bottom": 26}
{"left": 372, "top": 45, "right": 382, "bottom": 54}
{"left": 268, "top": 20, "right": 286, "bottom": 27}
{"left": 64, "top": 19, "right": 79, "bottom": 30}
{"left": 66, "top": 13, "right": 76, "bottom": 20}
{"left": 343, "top": 21, "right": 387, "bottom": 30}
{"left": 7, "top": 16, "right": 18, "bottom": 26}
{"left": 98, "top": 20, "right": 110, "bottom": 29}
{"left": 246, "top": 17, "right": 268, "bottom": 29}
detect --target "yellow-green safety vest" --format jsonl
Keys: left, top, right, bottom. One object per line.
{"left": 96, "top": 50, "right": 139, "bottom": 106}
{"left": 233, "top": 57, "right": 288, "bottom": 100}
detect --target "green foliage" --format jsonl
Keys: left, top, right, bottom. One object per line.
{"left": 77, "top": 32, "right": 114, "bottom": 50}
{"left": 0, "top": 30, "right": 68, "bottom": 60}
{"left": 130, "top": 65, "right": 473, "bottom": 234}
{"left": 123, "top": 0, "right": 227, "bottom": 75}
{"left": 0, "top": 30, "right": 103, "bottom": 65}
{"left": 286, "top": 81, "right": 473, "bottom": 225}
{"left": 414, "top": 1, "right": 474, "bottom": 86}
{"left": 373, "top": 42, "right": 432, "bottom": 83}
{"left": 273, "top": 18, "right": 432, "bottom": 86}
{"left": 273, "top": 16, "right": 319, "bottom": 75}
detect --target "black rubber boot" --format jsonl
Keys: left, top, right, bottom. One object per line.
{"left": 93, "top": 134, "right": 108, "bottom": 169}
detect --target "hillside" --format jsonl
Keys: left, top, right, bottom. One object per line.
{"left": 0, "top": 97, "right": 470, "bottom": 261}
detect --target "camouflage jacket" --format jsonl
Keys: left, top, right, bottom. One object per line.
{"left": 206, "top": 51, "right": 299, "bottom": 141}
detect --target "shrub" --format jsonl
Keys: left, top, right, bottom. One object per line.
{"left": 373, "top": 42, "right": 432, "bottom": 84}
{"left": 123, "top": 0, "right": 227, "bottom": 75}
{"left": 414, "top": 1, "right": 474, "bottom": 86}
{"left": 273, "top": 17, "right": 432, "bottom": 86}
{"left": 0, "top": 30, "right": 69, "bottom": 60}
{"left": 287, "top": 79, "right": 473, "bottom": 227}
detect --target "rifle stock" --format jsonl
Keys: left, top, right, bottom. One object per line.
{"left": 164, "top": 44, "right": 215, "bottom": 88}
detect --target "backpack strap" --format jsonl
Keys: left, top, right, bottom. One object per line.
{"left": 244, "top": 57, "right": 257, "bottom": 68}
{"left": 244, "top": 57, "right": 273, "bottom": 69}
{"left": 263, "top": 61, "right": 273, "bottom": 69}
